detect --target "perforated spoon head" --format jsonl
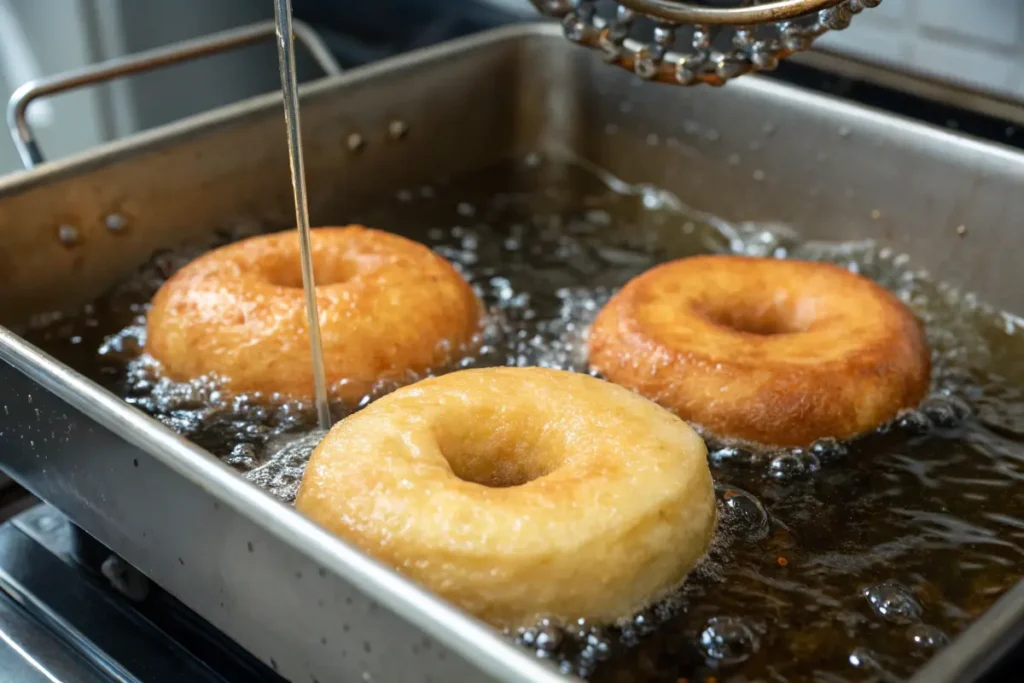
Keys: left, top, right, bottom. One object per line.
{"left": 531, "top": 0, "right": 882, "bottom": 86}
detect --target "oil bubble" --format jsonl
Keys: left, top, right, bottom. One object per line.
{"left": 769, "top": 452, "right": 807, "bottom": 480}
{"left": 534, "top": 624, "right": 563, "bottom": 653}
{"left": 893, "top": 409, "right": 932, "bottom": 435}
{"left": 699, "top": 616, "right": 760, "bottom": 664}
{"left": 226, "top": 443, "right": 258, "bottom": 469}
{"left": 718, "top": 487, "right": 770, "bottom": 540}
{"left": 920, "top": 395, "right": 971, "bottom": 428}
{"left": 810, "top": 437, "right": 848, "bottom": 463}
{"left": 849, "top": 647, "right": 879, "bottom": 669}
{"left": 908, "top": 623, "right": 949, "bottom": 649}
{"left": 244, "top": 430, "right": 326, "bottom": 502}
{"left": 516, "top": 627, "right": 537, "bottom": 647}
{"left": 863, "top": 582, "right": 922, "bottom": 624}
{"left": 709, "top": 445, "right": 761, "bottom": 468}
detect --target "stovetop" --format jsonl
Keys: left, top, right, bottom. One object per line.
{"left": 3, "top": 3, "right": 1024, "bottom": 682}
{"left": 0, "top": 503, "right": 285, "bottom": 683}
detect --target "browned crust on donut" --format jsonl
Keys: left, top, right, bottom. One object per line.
{"left": 588, "top": 255, "right": 931, "bottom": 447}
{"left": 145, "top": 226, "right": 482, "bottom": 402}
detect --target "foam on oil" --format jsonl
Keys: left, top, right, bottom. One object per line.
{"left": 24, "top": 154, "right": 1024, "bottom": 682}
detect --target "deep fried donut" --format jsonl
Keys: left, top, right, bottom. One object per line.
{"left": 589, "top": 255, "right": 931, "bottom": 447}
{"left": 295, "top": 367, "right": 716, "bottom": 628}
{"left": 145, "top": 226, "right": 481, "bottom": 401}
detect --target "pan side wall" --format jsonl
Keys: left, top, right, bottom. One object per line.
{"left": 0, "top": 36, "right": 523, "bottom": 327}
{"left": 516, "top": 39, "right": 1024, "bottom": 315}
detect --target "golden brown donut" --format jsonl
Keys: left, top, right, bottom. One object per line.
{"left": 589, "top": 255, "right": 931, "bottom": 448}
{"left": 145, "top": 226, "right": 481, "bottom": 401}
{"left": 296, "top": 367, "right": 716, "bottom": 629}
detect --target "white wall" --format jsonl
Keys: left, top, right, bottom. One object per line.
{"left": 809, "top": 0, "right": 1024, "bottom": 100}
{"left": 0, "top": 0, "right": 280, "bottom": 176}
{"left": 0, "top": 0, "right": 114, "bottom": 174}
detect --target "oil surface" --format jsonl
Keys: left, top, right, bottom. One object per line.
{"left": 24, "top": 155, "right": 1024, "bottom": 683}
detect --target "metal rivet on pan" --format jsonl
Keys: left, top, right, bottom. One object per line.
{"left": 956, "top": 224, "right": 968, "bottom": 237}
{"left": 346, "top": 133, "right": 365, "bottom": 153}
{"left": 388, "top": 120, "right": 408, "bottom": 140}
{"left": 57, "top": 224, "right": 80, "bottom": 246}
{"left": 105, "top": 213, "right": 128, "bottom": 232}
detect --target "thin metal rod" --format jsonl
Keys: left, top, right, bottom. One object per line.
{"left": 273, "top": 0, "right": 332, "bottom": 430}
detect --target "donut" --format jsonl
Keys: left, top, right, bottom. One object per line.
{"left": 296, "top": 367, "right": 716, "bottom": 628}
{"left": 145, "top": 226, "right": 481, "bottom": 402}
{"left": 589, "top": 255, "right": 931, "bottom": 448}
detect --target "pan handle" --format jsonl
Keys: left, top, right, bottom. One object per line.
{"left": 6, "top": 19, "right": 342, "bottom": 169}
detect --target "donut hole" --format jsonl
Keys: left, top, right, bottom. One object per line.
{"left": 434, "top": 413, "right": 559, "bottom": 488}
{"left": 262, "top": 260, "right": 355, "bottom": 289}
{"left": 698, "top": 302, "right": 810, "bottom": 336}
{"left": 448, "top": 458, "right": 547, "bottom": 488}
{"left": 442, "top": 441, "right": 554, "bottom": 488}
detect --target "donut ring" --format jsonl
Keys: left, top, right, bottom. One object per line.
{"left": 589, "top": 255, "right": 931, "bottom": 447}
{"left": 296, "top": 367, "right": 716, "bottom": 628}
{"left": 146, "top": 226, "right": 481, "bottom": 402}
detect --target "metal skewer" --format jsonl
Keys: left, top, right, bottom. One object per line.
{"left": 272, "top": 0, "right": 332, "bottom": 431}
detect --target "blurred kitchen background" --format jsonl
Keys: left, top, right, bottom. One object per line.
{"left": 1, "top": 0, "right": 1022, "bottom": 175}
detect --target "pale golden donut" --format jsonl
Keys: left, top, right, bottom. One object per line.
{"left": 296, "top": 367, "right": 716, "bottom": 629}
{"left": 145, "top": 226, "right": 482, "bottom": 402}
{"left": 589, "top": 255, "right": 931, "bottom": 448}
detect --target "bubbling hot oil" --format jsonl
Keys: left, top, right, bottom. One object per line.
{"left": 24, "top": 155, "right": 1024, "bottom": 683}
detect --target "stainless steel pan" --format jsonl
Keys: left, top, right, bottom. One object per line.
{"left": 1, "top": 21, "right": 1022, "bottom": 683}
